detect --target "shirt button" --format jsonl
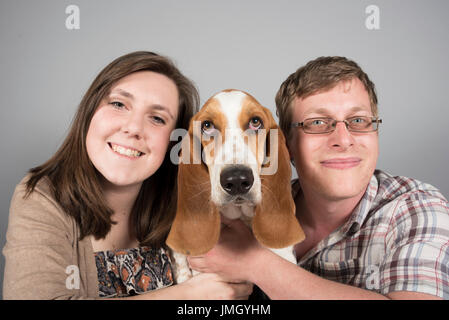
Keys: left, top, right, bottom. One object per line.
{"left": 347, "top": 224, "right": 359, "bottom": 236}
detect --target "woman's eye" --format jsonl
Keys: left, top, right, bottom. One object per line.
{"left": 152, "top": 116, "right": 166, "bottom": 125}
{"left": 249, "top": 117, "right": 263, "bottom": 130}
{"left": 110, "top": 101, "right": 125, "bottom": 109}
{"left": 201, "top": 121, "right": 216, "bottom": 135}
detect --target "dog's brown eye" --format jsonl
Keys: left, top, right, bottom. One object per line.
{"left": 249, "top": 117, "right": 262, "bottom": 130}
{"left": 201, "top": 120, "right": 216, "bottom": 135}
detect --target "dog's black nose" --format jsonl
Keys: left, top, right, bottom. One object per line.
{"left": 220, "top": 166, "right": 254, "bottom": 196}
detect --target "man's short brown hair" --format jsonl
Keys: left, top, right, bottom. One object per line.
{"left": 275, "top": 56, "right": 378, "bottom": 140}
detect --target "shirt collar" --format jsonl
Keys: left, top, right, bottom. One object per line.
{"left": 291, "top": 173, "right": 379, "bottom": 237}
{"left": 292, "top": 173, "right": 380, "bottom": 264}
{"left": 340, "top": 174, "right": 379, "bottom": 237}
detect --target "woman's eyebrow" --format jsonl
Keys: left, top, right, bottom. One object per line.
{"left": 110, "top": 88, "right": 134, "bottom": 99}
{"left": 109, "top": 89, "right": 175, "bottom": 120}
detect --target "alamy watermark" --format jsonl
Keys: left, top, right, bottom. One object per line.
{"left": 64, "top": 5, "right": 379, "bottom": 31}
{"left": 365, "top": 265, "right": 380, "bottom": 290}
{"left": 65, "top": 265, "right": 80, "bottom": 290}
{"left": 365, "top": 5, "right": 380, "bottom": 30}
{"left": 65, "top": 5, "right": 80, "bottom": 30}
{"left": 169, "top": 121, "right": 281, "bottom": 175}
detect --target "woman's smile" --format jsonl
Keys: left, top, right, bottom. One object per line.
{"left": 108, "top": 142, "right": 145, "bottom": 159}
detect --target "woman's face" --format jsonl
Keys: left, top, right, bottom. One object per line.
{"left": 86, "top": 71, "right": 179, "bottom": 188}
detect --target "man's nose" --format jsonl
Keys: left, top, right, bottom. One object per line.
{"left": 328, "top": 121, "right": 355, "bottom": 150}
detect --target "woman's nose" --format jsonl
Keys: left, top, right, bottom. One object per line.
{"left": 122, "top": 112, "right": 144, "bottom": 138}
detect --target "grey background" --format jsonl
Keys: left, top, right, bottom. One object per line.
{"left": 1, "top": 0, "right": 448, "bottom": 298}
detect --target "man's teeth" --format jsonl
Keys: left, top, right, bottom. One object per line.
{"left": 111, "top": 144, "right": 142, "bottom": 157}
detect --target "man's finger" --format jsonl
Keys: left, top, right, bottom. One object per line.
{"left": 187, "top": 256, "right": 204, "bottom": 269}
{"left": 230, "top": 282, "right": 254, "bottom": 299}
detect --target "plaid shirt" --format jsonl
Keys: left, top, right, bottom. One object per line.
{"left": 292, "top": 169, "right": 449, "bottom": 299}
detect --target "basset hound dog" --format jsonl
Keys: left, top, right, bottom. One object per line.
{"left": 166, "top": 89, "right": 305, "bottom": 284}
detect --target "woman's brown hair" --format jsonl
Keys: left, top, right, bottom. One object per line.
{"left": 25, "top": 51, "right": 199, "bottom": 247}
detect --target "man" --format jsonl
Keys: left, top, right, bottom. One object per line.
{"left": 188, "top": 56, "right": 449, "bottom": 299}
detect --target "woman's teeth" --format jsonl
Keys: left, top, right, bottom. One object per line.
{"left": 111, "top": 144, "right": 142, "bottom": 157}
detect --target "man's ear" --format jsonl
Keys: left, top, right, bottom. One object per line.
{"left": 286, "top": 138, "right": 296, "bottom": 166}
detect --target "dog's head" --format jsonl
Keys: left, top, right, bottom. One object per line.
{"left": 166, "top": 89, "right": 305, "bottom": 255}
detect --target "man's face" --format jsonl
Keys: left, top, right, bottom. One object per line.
{"left": 289, "top": 78, "right": 379, "bottom": 201}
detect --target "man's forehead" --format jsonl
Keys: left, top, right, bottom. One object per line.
{"left": 292, "top": 80, "right": 371, "bottom": 119}
{"left": 300, "top": 105, "right": 371, "bottom": 118}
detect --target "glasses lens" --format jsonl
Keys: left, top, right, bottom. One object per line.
{"left": 300, "top": 117, "right": 380, "bottom": 134}
{"left": 303, "top": 118, "right": 332, "bottom": 133}
{"left": 346, "top": 116, "right": 372, "bottom": 131}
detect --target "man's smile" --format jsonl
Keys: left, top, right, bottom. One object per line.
{"left": 320, "top": 157, "right": 362, "bottom": 169}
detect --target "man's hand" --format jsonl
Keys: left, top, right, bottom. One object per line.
{"left": 187, "top": 216, "right": 265, "bottom": 282}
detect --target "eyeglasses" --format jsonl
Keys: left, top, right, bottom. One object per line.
{"left": 291, "top": 116, "right": 382, "bottom": 134}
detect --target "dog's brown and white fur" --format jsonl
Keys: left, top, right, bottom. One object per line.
{"left": 166, "top": 89, "right": 305, "bottom": 283}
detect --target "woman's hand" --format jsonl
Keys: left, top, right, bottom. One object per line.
{"left": 187, "top": 216, "right": 266, "bottom": 283}
{"left": 118, "top": 272, "right": 252, "bottom": 300}
{"left": 179, "top": 273, "right": 253, "bottom": 300}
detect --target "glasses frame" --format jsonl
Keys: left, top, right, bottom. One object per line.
{"left": 291, "top": 116, "right": 382, "bottom": 134}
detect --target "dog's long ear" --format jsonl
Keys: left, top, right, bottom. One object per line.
{"left": 166, "top": 120, "right": 221, "bottom": 256}
{"left": 252, "top": 107, "right": 305, "bottom": 248}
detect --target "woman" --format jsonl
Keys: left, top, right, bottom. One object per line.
{"left": 3, "top": 51, "right": 253, "bottom": 300}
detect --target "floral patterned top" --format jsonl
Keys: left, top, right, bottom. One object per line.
{"left": 94, "top": 246, "right": 174, "bottom": 298}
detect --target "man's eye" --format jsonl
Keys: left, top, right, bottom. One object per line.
{"left": 249, "top": 117, "right": 263, "bottom": 130}
{"left": 311, "top": 119, "right": 327, "bottom": 126}
{"left": 351, "top": 117, "right": 366, "bottom": 123}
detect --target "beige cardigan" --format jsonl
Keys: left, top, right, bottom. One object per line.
{"left": 3, "top": 175, "right": 99, "bottom": 299}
